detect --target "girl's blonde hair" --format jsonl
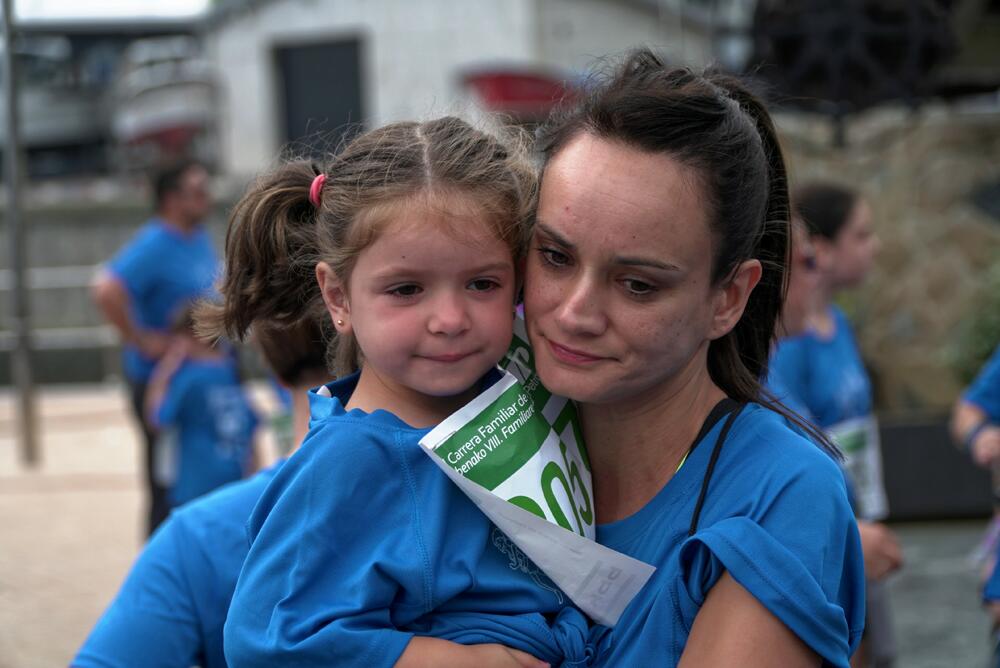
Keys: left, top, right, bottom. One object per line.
{"left": 198, "top": 116, "right": 537, "bottom": 375}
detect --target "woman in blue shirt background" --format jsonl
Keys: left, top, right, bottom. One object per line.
{"left": 771, "top": 181, "right": 900, "bottom": 667}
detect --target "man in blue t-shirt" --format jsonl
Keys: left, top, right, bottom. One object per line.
{"left": 91, "top": 160, "right": 220, "bottom": 535}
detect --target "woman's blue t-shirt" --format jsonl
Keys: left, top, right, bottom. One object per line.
{"left": 593, "top": 403, "right": 865, "bottom": 667}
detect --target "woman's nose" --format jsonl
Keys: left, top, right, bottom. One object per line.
{"left": 553, "top": 275, "right": 607, "bottom": 337}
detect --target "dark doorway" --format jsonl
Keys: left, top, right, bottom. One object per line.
{"left": 274, "top": 37, "right": 364, "bottom": 158}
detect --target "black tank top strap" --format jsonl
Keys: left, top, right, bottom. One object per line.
{"left": 687, "top": 400, "right": 746, "bottom": 537}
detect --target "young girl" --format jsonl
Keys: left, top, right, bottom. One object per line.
{"left": 145, "top": 305, "right": 258, "bottom": 509}
{"left": 206, "top": 117, "right": 595, "bottom": 667}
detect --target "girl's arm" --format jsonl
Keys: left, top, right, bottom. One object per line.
{"left": 144, "top": 337, "right": 189, "bottom": 429}
{"left": 678, "top": 573, "right": 820, "bottom": 668}
{"left": 951, "top": 399, "right": 1000, "bottom": 467}
{"left": 397, "top": 639, "right": 548, "bottom": 668}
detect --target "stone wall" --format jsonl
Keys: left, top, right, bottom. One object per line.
{"left": 777, "top": 104, "right": 1000, "bottom": 413}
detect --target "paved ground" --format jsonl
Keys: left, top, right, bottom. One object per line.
{"left": 0, "top": 384, "right": 992, "bottom": 667}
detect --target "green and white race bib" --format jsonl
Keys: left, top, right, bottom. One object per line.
{"left": 420, "top": 317, "right": 654, "bottom": 626}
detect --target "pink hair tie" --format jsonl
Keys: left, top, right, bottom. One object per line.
{"left": 309, "top": 173, "right": 327, "bottom": 208}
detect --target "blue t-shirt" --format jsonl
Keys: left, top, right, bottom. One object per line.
{"left": 153, "top": 358, "right": 258, "bottom": 507}
{"left": 108, "top": 219, "right": 220, "bottom": 382}
{"left": 593, "top": 403, "right": 865, "bottom": 667}
{"left": 224, "top": 372, "right": 596, "bottom": 668}
{"left": 73, "top": 463, "right": 281, "bottom": 668}
{"left": 765, "top": 359, "right": 814, "bottom": 421}
{"left": 965, "top": 344, "right": 1000, "bottom": 423}
{"left": 769, "top": 305, "right": 873, "bottom": 429}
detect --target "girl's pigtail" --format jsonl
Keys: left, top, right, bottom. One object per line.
{"left": 196, "top": 161, "right": 325, "bottom": 343}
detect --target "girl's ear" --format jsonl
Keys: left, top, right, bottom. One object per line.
{"left": 316, "top": 262, "right": 352, "bottom": 335}
{"left": 708, "top": 258, "right": 762, "bottom": 340}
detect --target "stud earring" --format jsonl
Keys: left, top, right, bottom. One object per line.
{"left": 336, "top": 319, "right": 344, "bottom": 326}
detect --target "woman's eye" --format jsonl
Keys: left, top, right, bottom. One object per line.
{"left": 538, "top": 246, "right": 570, "bottom": 268}
{"left": 388, "top": 284, "right": 421, "bottom": 297}
{"left": 622, "top": 278, "right": 656, "bottom": 296}
{"left": 468, "top": 278, "right": 500, "bottom": 292}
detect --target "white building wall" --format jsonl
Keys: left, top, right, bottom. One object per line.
{"left": 208, "top": 0, "right": 537, "bottom": 178}
{"left": 536, "top": 0, "right": 714, "bottom": 75}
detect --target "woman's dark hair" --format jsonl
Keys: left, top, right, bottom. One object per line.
{"left": 197, "top": 116, "right": 535, "bottom": 375}
{"left": 793, "top": 181, "right": 860, "bottom": 241}
{"left": 537, "top": 49, "right": 836, "bottom": 454}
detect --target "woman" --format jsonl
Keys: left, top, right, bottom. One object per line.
{"left": 771, "top": 192, "right": 902, "bottom": 667}
{"left": 772, "top": 183, "right": 896, "bottom": 667}
{"left": 522, "top": 51, "right": 865, "bottom": 666}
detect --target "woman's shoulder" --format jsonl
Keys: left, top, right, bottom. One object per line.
{"left": 721, "top": 403, "right": 845, "bottom": 488}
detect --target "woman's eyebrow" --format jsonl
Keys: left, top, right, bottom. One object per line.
{"left": 538, "top": 222, "right": 680, "bottom": 272}
{"left": 615, "top": 256, "right": 682, "bottom": 272}
{"left": 535, "top": 223, "right": 574, "bottom": 249}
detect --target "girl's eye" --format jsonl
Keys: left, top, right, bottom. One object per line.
{"left": 388, "top": 284, "right": 421, "bottom": 298}
{"left": 622, "top": 278, "right": 657, "bottom": 297}
{"left": 468, "top": 278, "right": 500, "bottom": 292}
{"left": 538, "top": 246, "right": 570, "bottom": 268}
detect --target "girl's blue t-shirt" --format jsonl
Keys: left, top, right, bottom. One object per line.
{"left": 73, "top": 463, "right": 282, "bottom": 668}
{"left": 154, "top": 358, "right": 258, "bottom": 507}
{"left": 965, "top": 344, "right": 1000, "bottom": 422}
{"left": 769, "top": 305, "right": 873, "bottom": 429}
{"left": 223, "top": 372, "right": 596, "bottom": 668}
{"left": 593, "top": 403, "right": 865, "bottom": 668}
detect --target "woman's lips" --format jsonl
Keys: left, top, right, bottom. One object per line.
{"left": 545, "top": 338, "right": 607, "bottom": 365}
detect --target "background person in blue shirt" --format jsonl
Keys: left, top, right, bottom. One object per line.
{"left": 952, "top": 344, "right": 1000, "bottom": 468}
{"left": 73, "top": 318, "right": 331, "bottom": 668}
{"left": 952, "top": 344, "right": 1000, "bottom": 661}
{"left": 768, "top": 215, "right": 823, "bottom": 418}
{"left": 92, "top": 160, "right": 220, "bottom": 534}
{"left": 521, "top": 50, "right": 865, "bottom": 666}
{"left": 144, "top": 306, "right": 259, "bottom": 509}
{"left": 207, "top": 117, "right": 589, "bottom": 667}
{"left": 771, "top": 182, "right": 900, "bottom": 668}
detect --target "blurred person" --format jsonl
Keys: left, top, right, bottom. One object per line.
{"left": 72, "top": 319, "right": 329, "bottom": 668}
{"left": 143, "top": 306, "right": 259, "bottom": 510}
{"left": 951, "top": 344, "right": 1000, "bottom": 664}
{"left": 770, "top": 182, "right": 900, "bottom": 668}
{"left": 91, "top": 159, "right": 220, "bottom": 535}
{"left": 768, "top": 215, "right": 822, "bottom": 417}
{"left": 951, "top": 344, "right": 1000, "bottom": 468}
